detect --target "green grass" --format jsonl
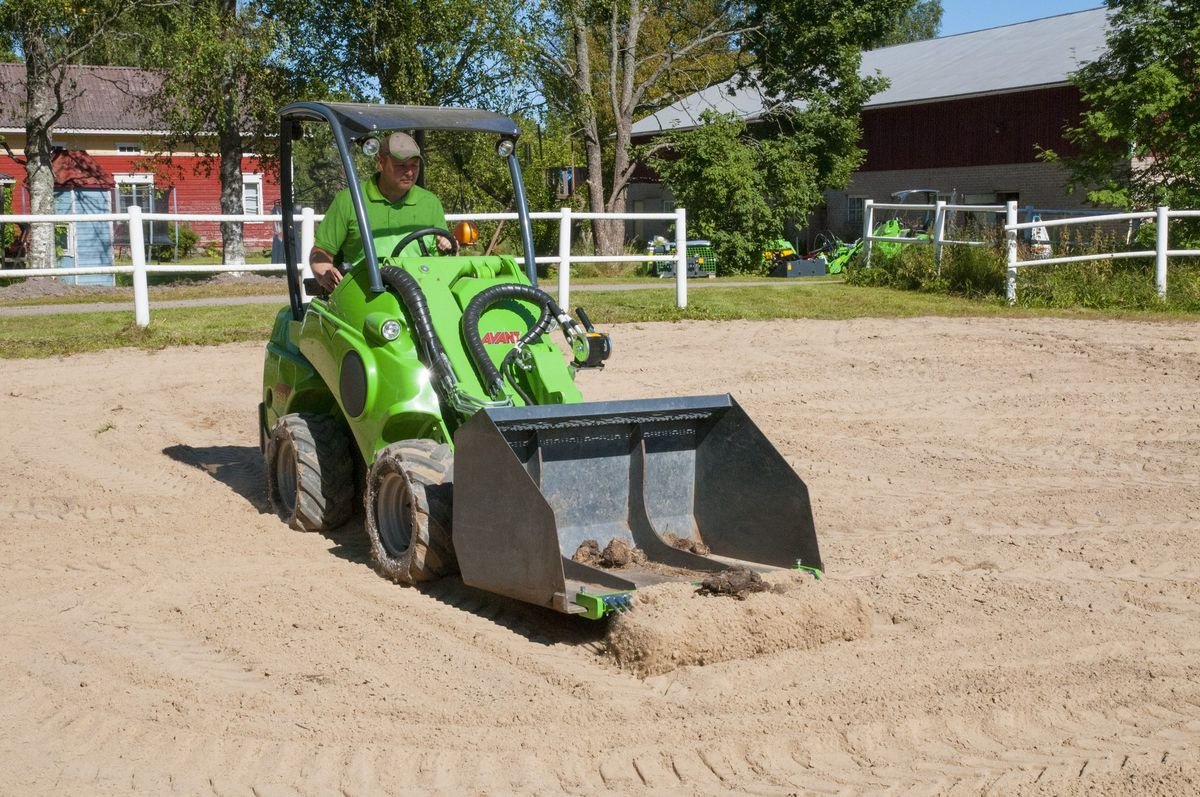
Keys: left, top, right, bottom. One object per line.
{"left": 0, "top": 303, "right": 280, "bottom": 358}
{"left": 6, "top": 280, "right": 1193, "bottom": 360}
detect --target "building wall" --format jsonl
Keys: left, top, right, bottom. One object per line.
{"left": 0, "top": 131, "right": 281, "bottom": 250}
{"left": 821, "top": 161, "right": 1095, "bottom": 243}
{"left": 860, "top": 86, "right": 1084, "bottom": 171}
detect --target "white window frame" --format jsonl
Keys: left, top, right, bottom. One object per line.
{"left": 243, "top": 174, "right": 263, "bottom": 216}
{"left": 116, "top": 143, "right": 143, "bottom": 153}
{"left": 847, "top": 196, "right": 867, "bottom": 227}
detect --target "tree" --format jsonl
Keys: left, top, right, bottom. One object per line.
{"left": 1057, "top": 0, "right": 1200, "bottom": 232}
{"left": 648, "top": 108, "right": 859, "bottom": 273}
{"left": 876, "top": 0, "right": 942, "bottom": 48}
{"left": 531, "top": 0, "right": 746, "bottom": 256}
{"left": 144, "top": 1, "right": 291, "bottom": 265}
{"left": 643, "top": 0, "right": 916, "bottom": 270}
{"left": 0, "top": 0, "right": 152, "bottom": 269}
{"left": 269, "top": 0, "right": 529, "bottom": 109}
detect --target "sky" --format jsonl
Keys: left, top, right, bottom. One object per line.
{"left": 938, "top": 0, "right": 1105, "bottom": 37}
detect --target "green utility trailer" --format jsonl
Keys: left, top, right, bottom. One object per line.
{"left": 646, "top": 239, "right": 717, "bottom": 278}
{"left": 261, "top": 102, "right": 821, "bottom": 618}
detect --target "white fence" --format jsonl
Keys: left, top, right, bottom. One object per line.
{"left": 862, "top": 198, "right": 1007, "bottom": 270}
{"left": 1002, "top": 201, "right": 1200, "bottom": 304}
{"left": 0, "top": 206, "right": 690, "bottom": 325}
{"left": 862, "top": 198, "right": 1200, "bottom": 305}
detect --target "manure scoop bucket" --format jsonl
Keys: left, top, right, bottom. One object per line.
{"left": 453, "top": 395, "right": 822, "bottom": 618}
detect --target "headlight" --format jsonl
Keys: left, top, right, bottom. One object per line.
{"left": 362, "top": 136, "right": 381, "bottom": 157}
{"left": 380, "top": 319, "right": 402, "bottom": 341}
{"left": 496, "top": 138, "right": 515, "bottom": 158}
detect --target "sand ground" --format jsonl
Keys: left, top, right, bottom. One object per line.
{"left": 2, "top": 316, "right": 1199, "bottom": 796}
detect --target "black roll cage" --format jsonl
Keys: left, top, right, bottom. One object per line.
{"left": 277, "top": 101, "right": 539, "bottom": 321}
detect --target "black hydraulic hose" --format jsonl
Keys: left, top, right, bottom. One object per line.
{"left": 461, "top": 283, "right": 562, "bottom": 400}
{"left": 379, "top": 266, "right": 458, "bottom": 402}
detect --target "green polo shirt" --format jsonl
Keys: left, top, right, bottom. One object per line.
{"left": 314, "top": 176, "right": 447, "bottom": 267}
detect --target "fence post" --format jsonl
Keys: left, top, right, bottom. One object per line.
{"left": 1005, "top": 201, "right": 1018, "bottom": 305}
{"left": 933, "top": 199, "right": 947, "bottom": 275}
{"left": 674, "top": 207, "right": 687, "bottom": 309}
{"left": 1155, "top": 205, "right": 1168, "bottom": 300}
{"left": 300, "top": 207, "right": 315, "bottom": 303}
{"left": 129, "top": 205, "right": 150, "bottom": 327}
{"left": 863, "top": 200, "right": 874, "bottom": 268}
{"left": 558, "top": 206, "right": 572, "bottom": 309}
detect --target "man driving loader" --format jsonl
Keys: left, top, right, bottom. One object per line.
{"left": 310, "top": 131, "right": 451, "bottom": 292}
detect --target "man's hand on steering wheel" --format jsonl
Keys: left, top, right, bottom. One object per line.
{"left": 389, "top": 226, "right": 460, "bottom": 258}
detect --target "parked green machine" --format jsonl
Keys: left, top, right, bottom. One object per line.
{"left": 260, "top": 102, "right": 822, "bottom": 618}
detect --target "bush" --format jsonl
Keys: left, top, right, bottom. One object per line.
{"left": 149, "top": 224, "right": 200, "bottom": 261}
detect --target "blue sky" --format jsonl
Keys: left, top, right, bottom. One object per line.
{"left": 939, "top": 0, "right": 1105, "bottom": 37}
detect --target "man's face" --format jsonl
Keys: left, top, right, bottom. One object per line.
{"left": 377, "top": 153, "right": 420, "bottom": 197}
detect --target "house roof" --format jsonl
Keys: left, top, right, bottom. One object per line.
{"left": 0, "top": 64, "right": 164, "bottom": 134}
{"left": 52, "top": 149, "right": 115, "bottom": 188}
{"left": 632, "top": 7, "right": 1110, "bottom": 136}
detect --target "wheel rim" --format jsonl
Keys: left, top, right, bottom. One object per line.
{"left": 375, "top": 471, "right": 413, "bottom": 557}
{"left": 274, "top": 438, "right": 298, "bottom": 515}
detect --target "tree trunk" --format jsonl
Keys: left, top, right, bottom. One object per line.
{"left": 22, "top": 33, "right": 60, "bottom": 271}
{"left": 217, "top": 82, "right": 245, "bottom": 265}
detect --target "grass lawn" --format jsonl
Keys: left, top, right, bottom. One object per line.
{"left": 3, "top": 280, "right": 1191, "bottom": 360}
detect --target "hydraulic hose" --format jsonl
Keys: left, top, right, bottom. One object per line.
{"left": 379, "top": 266, "right": 459, "bottom": 402}
{"left": 461, "top": 283, "right": 571, "bottom": 401}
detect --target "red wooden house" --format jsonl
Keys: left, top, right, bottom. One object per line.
{"left": 0, "top": 64, "right": 281, "bottom": 256}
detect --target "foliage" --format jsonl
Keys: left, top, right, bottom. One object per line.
{"left": 845, "top": 229, "right": 1200, "bottom": 313}
{"left": 1055, "top": 0, "right": 1200, "bottom": 246}
{"left": 139, "top": 1, "right": 297, "bottom": 264}
{"left": 0, "top": 0, "right": 156, "bottom": 269}
{"left": 527, "top": 0, "right": 748, "bottom": 254}
{"left": 266, "top": 0, "right": 529, "bottom": 110}
{"left": 875, "top": 0, "right": 943, "bottom": 48}
{"left": 743, "top": 0, "right": 915, "bottom": 114}
{"left": 150, "top": 224, "right": 199, "bottom": 261}
{"left": 646, "top": 105, "right": 860, "bottom": 274}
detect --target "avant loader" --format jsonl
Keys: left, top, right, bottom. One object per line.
{"left": 260, "top": 102, "right": 822, "bottom": 618}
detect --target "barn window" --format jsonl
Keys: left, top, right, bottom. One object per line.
{"left": 847, "top": 196, "right": 866, "bottom": 227}
{"left": 116, "top": 143, "right": 142, "bottom": 153}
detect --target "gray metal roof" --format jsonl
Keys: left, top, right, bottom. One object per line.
{"left": 632, "top": 7, "right": 1110, "bottom": 136}
{"left": 0, "top": 64, "right": 164, "bottom": 132}
{"left": 282, "top": 102, "right": 521, "bottom": 137}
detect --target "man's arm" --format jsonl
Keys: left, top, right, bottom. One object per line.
{"left": 310, "top": 246, "right": 341, "bottom": 291}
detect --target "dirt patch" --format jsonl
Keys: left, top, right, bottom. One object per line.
{"left": 602, "top": 570, "right": 872, "bottom": 677}
{"left": 663, "top": 532, "right": 711, "bottom": 555}
{"left": 696, "top": 566, "right": 768, "bottom": 599}
{"left": 572, "top": 537, "right": 646, "bottom": 568}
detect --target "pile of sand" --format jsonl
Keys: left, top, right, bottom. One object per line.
{"left": 602, "top": 570, "right": 872, "bottom": 677}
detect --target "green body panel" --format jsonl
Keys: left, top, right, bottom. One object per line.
{"left": 261, "top": 252, "right": 584, "bottom": 465}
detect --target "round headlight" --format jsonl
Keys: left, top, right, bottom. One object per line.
{"left": 380, "top": 319, "right": 402, "bottom": 341}
{"left": 362, "top": 136, "right": 381, "bottom": 157}
{"left": 496, "top": 138, "right": 515, "bottom": 158}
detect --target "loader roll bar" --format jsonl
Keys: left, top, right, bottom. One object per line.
{"left": 277, "top": 101, "right": 539, "bottom": 319}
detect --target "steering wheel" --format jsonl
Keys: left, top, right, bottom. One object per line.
{"left": 389, "top": 226, "right": 459, "bottom": 258}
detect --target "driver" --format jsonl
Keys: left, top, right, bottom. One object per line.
{"left": 309, "top": 131, "right": 451, "bottom": 292}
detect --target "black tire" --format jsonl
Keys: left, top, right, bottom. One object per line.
{"left": 266, "top": 413, "right": 356, "bottom": 532}
{"left": 364, "top": 439, "right": 456, "bottom": 584}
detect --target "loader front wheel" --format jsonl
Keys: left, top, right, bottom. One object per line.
{"left": 364, "top": 440, "right": 456, "bottom": 584}
{"left": 267, "top": 413, "right": 356, "bottom": 532}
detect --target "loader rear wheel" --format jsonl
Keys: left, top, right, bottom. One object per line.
{"left": 364, "top": 440, "right": 456, "bottom": 584}
{"left": 267, "top": 413, "right": 356, "bottom": 532}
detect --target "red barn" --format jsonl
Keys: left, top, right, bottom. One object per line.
{"left": 0, "top": 64, "right": 281, "bottom": 255}
{"left": 629, "top": 8, "right": 1113, "bottom": 246}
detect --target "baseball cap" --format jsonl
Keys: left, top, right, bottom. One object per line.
{"left": 385, "top": 131, "right": 422, "bottom": 161}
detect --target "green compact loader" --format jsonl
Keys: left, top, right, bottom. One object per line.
{"left": 260, "top": 102, "right": 822, "bottom": 618}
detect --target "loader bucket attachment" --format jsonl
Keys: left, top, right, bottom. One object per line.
{"left": 452, "top": 395, "right": 822, "bottom": 617}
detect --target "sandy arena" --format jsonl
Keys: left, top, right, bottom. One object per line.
{"left": 2, "top": 315, "right": 1199, "bottom": 795}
